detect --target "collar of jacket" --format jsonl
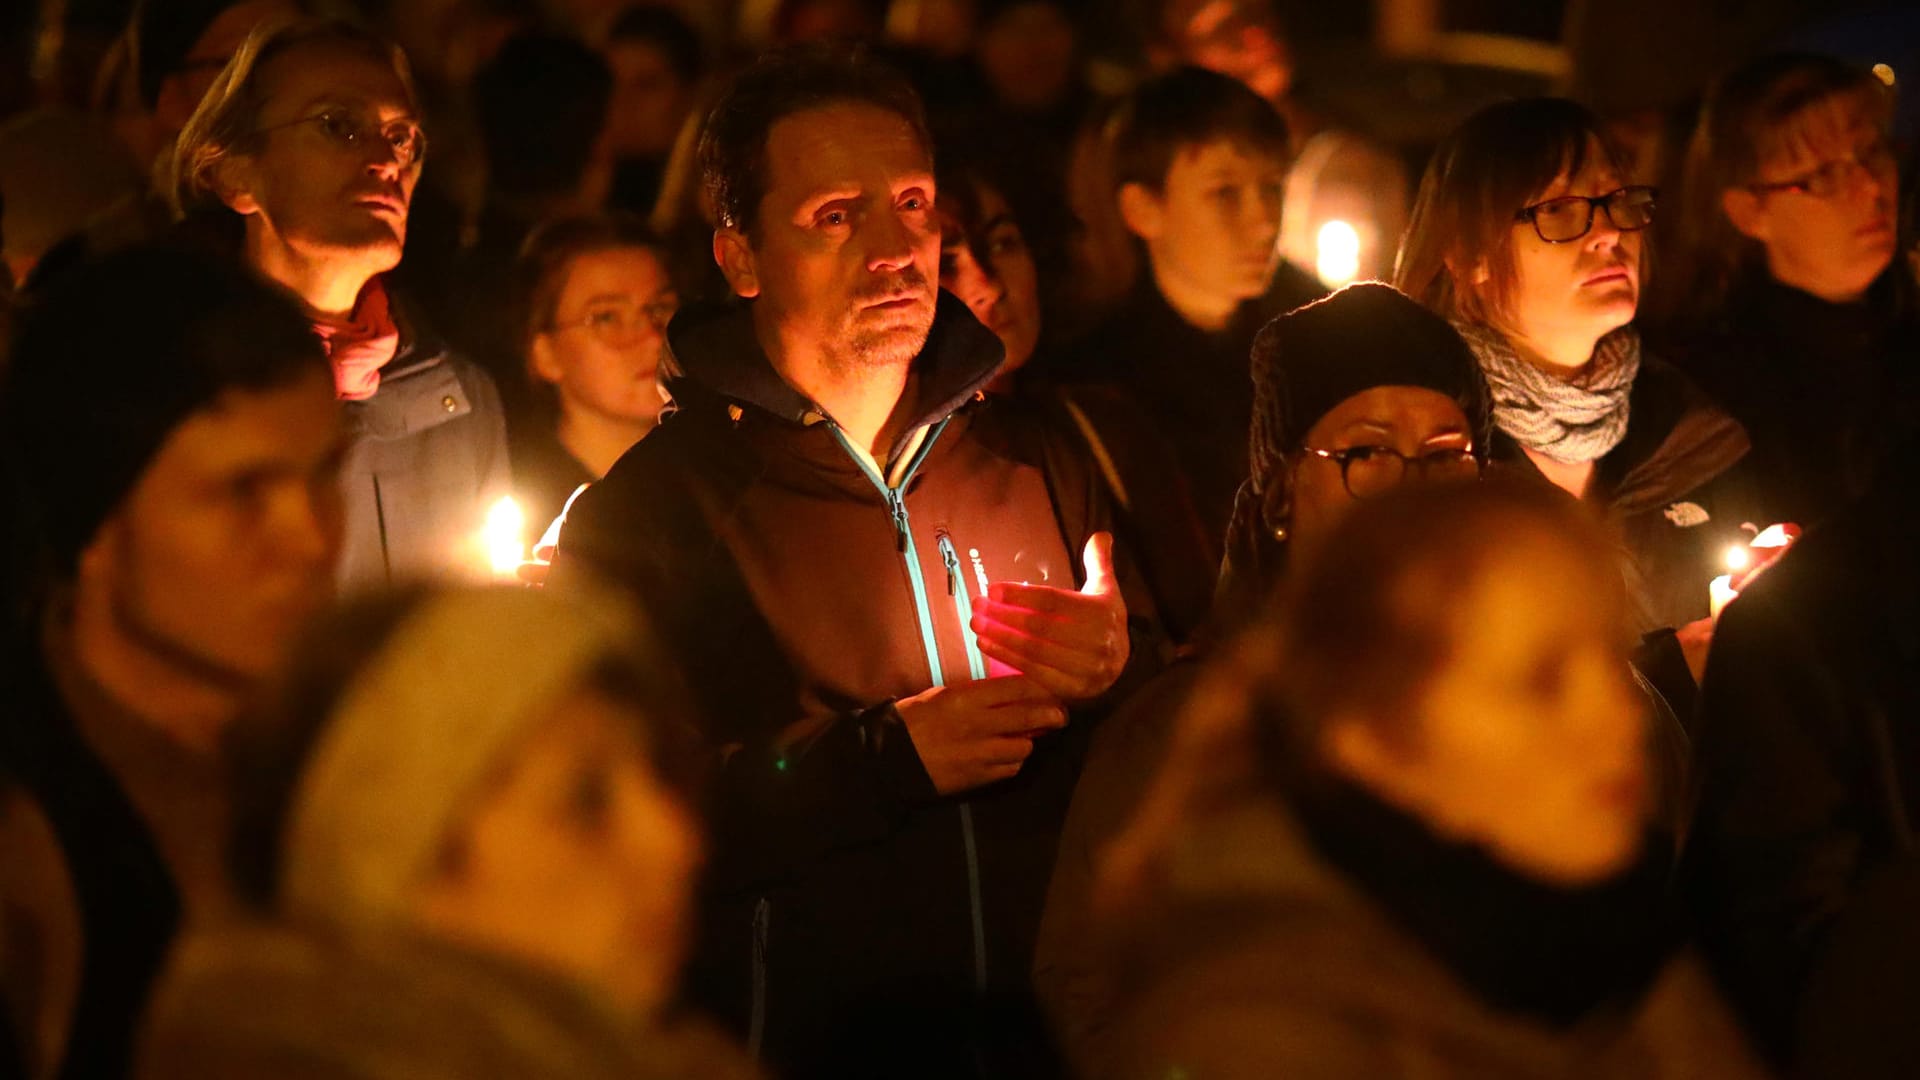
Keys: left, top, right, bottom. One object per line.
{"left": 661, "top": 290, "right": 1005, "bottom": 457}
{"left": 383, "top": 287, "right": 451, "bottom": 380}
{"left": 344, "top": 287, "right": 474, "bottom": 442}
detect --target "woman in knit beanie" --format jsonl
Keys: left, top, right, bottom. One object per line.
{"left": 1215, "top": 280, "right": 1494, "bottom": 629}
{"left": 138, "top": 586, "right": 756, "bottom": 1080}
{"left": 1037, "top": 282, "right": 1495, "bottom": 1075}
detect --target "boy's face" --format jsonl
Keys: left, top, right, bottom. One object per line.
{"left": 1124, "top": 139, "right": 1286, "bottom": 315}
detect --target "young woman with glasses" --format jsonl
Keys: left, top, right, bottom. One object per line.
{"left": 512, "top": 213, "right": 680, "bottom": 534}
{"left": 1395, "top": 97, "right": 1759, "bottom": 701}
{"left": 1655, "top": 53, "right": 1918, "bottom": 531}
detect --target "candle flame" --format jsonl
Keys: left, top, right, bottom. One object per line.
{"left": 483, "top": 496, "right": 527, "bottom": 576}
{"left": 1315, "top": 219, "right": 1362, "bottom": 287}
{"left": 1724, "top": 544, "right": 1751, "bottom": 572}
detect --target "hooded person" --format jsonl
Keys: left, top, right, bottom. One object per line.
{"left": 1033, "top": 282, "right": 1498, "bottom": 1077}
{"left": 138, "top": 587, "right": 758, "bottom": 1080}
{"left": 0, "top": 244, "right": 344, "bottom": 1079}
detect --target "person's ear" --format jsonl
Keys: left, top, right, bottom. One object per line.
{"left": 1721, "top": 187, "right": 1770, "bottom": 243}
{"left": 530, "top": 333, "right": 565, "bottom": 385}
{"left": 1259, "top": 477, "right": 1293, "bottom": 542}
{"left": 1322, "top": 713, "right": 1410, "bottom": 793}
{"left": 74, "top": 512, "right": 124, "bottom": 600}
{"left": 1117, "top": 182, "right": 1165, "bottom": 241}
{"left": 714, "top": 228, "right": 760, "bottom": 300}
{"left": 210, "top": 154, "right": 263, "bottom": 217}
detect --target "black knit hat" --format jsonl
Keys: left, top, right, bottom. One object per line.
{"left": 0, "top": 245, "right": 327, "bottom": 603}
{"left": 1247, "top": 281, "right": 1493, "bottom": 499}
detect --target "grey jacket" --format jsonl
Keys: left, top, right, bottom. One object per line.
{"left": 336, "top": 318, "right": 510, "bottom": 592}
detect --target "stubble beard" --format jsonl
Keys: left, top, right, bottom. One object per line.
{"left": 840, "top": 287, "right": 936, "bottom": 373}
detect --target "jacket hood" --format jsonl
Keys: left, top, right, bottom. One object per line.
{"left": 662, "top": 290, "right": 1004, "bottom": 447}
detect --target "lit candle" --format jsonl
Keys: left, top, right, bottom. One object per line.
{"left": 1316, "top": 219, "right": 1362, "bottom": 287}
{"left": 1710, "top": 574, "right": 1738, "bottom": 619}
{"left": 481, "top": 496, "right": 527, "bottom": 578}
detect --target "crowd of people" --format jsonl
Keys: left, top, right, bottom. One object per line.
{"left": 0, "top": 0, "right": 1917, "bottom": 1077}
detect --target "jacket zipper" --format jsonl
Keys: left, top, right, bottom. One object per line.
{"left": 827, "top": 420, "right": 989, "bottom": 994}
{"left": 937, "top": 530, "right": 989, "bottom": 682}
{"left": 937, "top": 529, "right": 992, "bottom": 992}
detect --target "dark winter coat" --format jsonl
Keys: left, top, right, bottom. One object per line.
{"left": 1684, "top": 437, "right": 1920, "bottom": 1068}
{"left": 1665, "top": 272, "right": 1920, "bottom": 532}
{"left": 0, "top": 615, "right": 218, "bottom": 1080}
{"left": 552, "top": 293, "right": 1155, "bottom": 1078}
{"left": 1050, "top": 265, "right": 1327, "bottom": 642}
{"left": 1110, "top": 792, "right": 1770, "bottom": 1080}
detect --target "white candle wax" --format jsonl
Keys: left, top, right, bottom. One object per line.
{"left": 1710, "top": 574, "right": 1737, "bottom": 619}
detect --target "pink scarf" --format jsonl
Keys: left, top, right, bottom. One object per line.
{"left": 312, "top": 278, "right": 401, "bottom": 401}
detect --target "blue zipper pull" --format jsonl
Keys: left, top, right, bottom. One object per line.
{"left": 887, "top": 488, "right": 910, "bottom": 552}
{"left": 937, "top": 530, "right": 961, "bottom": 595}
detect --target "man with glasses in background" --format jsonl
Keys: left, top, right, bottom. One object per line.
{"left": 167, "top": 17, "right": 509, "bottom": 590}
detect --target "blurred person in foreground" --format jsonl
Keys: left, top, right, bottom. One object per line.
{"left": 552, "top": 43, "right": 1153, "bottom": 1078}
{"left": 512, "top": 212, "right": 678, "bottom": 532}
{"left": 1395, "top": 97, "right": 1758, "bottom": 710}
{"left": 0, "top": 246, "right": 344, "bottom": 1079}
{"left": 1654, "top": 53, "right": 1918, "bottom": 532}
{"left": 168, "top": 17, "right": 509, "bottom": 591}
{"left": 138, "top": 587, "right": 756, "bottom": 1080}
{"left": 1107, "top": 479, "right": 1769, "bottom": 1079}
{"left": 1033, "top": 282, "right": 1496, "bottom": 1074}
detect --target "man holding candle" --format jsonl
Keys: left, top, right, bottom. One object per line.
{"left": 166, "top": 17, "right": 509, "bottom": 591}
{"left": 552, "top": 44, "right": 1152, "bottom": 1080}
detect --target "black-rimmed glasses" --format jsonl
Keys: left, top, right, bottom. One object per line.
{"left": 1749, "top": 140, "right": 1895, "bottom": 199}
{"left": 1298, "top": 444, "right": 1482, "bottom": 499}
{"left": 255, "top": 107, "right": 427, "bottom": 169}
{"left": 1514, "top": 185, "right": 1657, "bottom": 243}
